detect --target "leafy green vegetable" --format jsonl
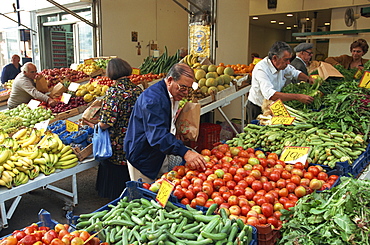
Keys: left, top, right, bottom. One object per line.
{"left": 278, "top": 177, "right": 370, "bottom": 245}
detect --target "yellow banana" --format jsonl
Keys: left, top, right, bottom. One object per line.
{"left": 21, "top": 130, "right": 38, "bottom": 147}
{"left": 42, "top": 152, "right": 50, "bottom": 164}
{"left": 9, "top": 155, "right": 18, "bottom": 161}
{"left": 36, "top": 134, "right": 48, "bottom": 147}
{"left": 28, "top": 148, "right": 40, "bottom": 160}
{"left": 60, "top": 145, "right": 72, "bottom": 156}
{"left": 3, "top": 170, "right": 14, "bottom": 178}
{"left": 6, "top": 160, "right": 15, "bottom": 168}
{"left": 33, "top": 158, "right": 47, "bottom": 165}
{"left": 0, "top": 166, "right": 4, "bottom": 172}
{"left": 3, "top": 163, "right": 12, "bottom": 171}
{"left": 59, "top": 154, "right": 78, "bottom": 162}
{"left": 20, "top": 174, "right": 29, "bottom": 185}
{"left": 60, "top": 149, "right": 73, "bottom": 159}
{"left": 55, "top": 157, "right": 78, "bottom": 167}
{"left": 12, "top": 168, "right": 20, "bottom": 175}
{"left": 12, "top": 128, "right": 28, "bottom": 140}
{"left": 0, "top": 149, "right": 10, "bottom": 164}
{"left": 14, "top": 161, "right": 24, "bottom": 167}
{"left": 57, "top": 161, "right": 78, "bottom": 169}
{"left": 0, "top": 131, "right": 8, "bottom": 144}
{"left": 0, "top": 179, "right": 7, "bottom": 187}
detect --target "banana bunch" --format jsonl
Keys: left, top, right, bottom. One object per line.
{"left": 0, "top": 146, "right": 12, "bottom": 164}
{"left": 28, "top": 165, "right": 40, "bottom": 180}
{"left": 0, "top": 169, "right": 15, "bottom": 188}
{"left": 37, "top": 131, "right": 64, "bottom": 153}
{"left": 16, "top": 145, "right": 41, "bottom": 160}
{"left": 38, "top": 164, "right": 55, "bottom": 175}
{"left": 13, "top": 128, "right": 42, "bottom": 147}
{"left": 54, "top": 145, "right": 79, "bottom": 169}
{"left": 12, "top": 171, "right": 29, "bottom": 187}
{"left": 0, "top": 130, "right": 9, "bottom": 144}
{"left": 182, "top": 54, "right": 201, "bottom": 68}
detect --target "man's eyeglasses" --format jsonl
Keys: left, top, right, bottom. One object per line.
{"left": 303, "top": 50, "right": 313, "bottom": 55}
{"left": 352, "top": 50, "right": 362, "bottom": 53}
{"left": 175, "top": 81, "right": 191, "bottom": 92}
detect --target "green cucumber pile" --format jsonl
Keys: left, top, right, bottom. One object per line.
{"left": 139, "top": 47, "right": 180, "bottom": 75}
{"left": 76, "top": 197, "right": 254, "bottom": 245}
{"left": 226, "top": 123, "right": 367, "bottom": 168}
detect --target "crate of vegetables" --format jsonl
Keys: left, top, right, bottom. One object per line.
{"left": 73, "top": 182, "right": 258, "bottom": 245}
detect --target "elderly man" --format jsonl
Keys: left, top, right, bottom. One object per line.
{"left": 125, "top": 63, "right": 206, "bottom": 183}
{"left": 1, "top": 54, "right": 22, "bottom": 84}
{"left": 8, "top": 62, "right": 56, "bottom": 109}
{"left": 291, "top": 43, "right": 314, "bottom": 76}
{"left": 246, "top": 41, "right": 315, "bottom": 123}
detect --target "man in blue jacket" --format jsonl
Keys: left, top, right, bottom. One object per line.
{"left": 125, "top": 63, "right": 206, "bottom": 182}
{"left": 1, "top": 54, "right": 22, "bottom": 84}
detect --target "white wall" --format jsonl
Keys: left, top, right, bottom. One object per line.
{"left": 328, "top": 6, "right": 370, "bottom": 59}
{"left": 100, "top": 0, "right": 188, "bottom": 67}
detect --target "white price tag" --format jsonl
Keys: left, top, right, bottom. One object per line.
{"left": 68, "top": 82, "right": 80, "bottom": 92}
{"left": 34, "top": 119, "right": 50, "bottom": 132}
{"left": 61, "top": 93, "right": 72, "bottom": 104}
{"left": 28, "top": 99, "right": 41, "bottom": 110}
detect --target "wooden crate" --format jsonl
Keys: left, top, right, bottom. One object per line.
{"left": 72, "top": 143, "right": 93, "bottom": 161}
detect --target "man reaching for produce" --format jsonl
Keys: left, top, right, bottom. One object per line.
{"left": 125, "top": 63, "right": 206, "bottom": 183}
{"left": 246, "top": 41, "right": 314, "bottom": 123}
{"left": 7, "top": 62, "right": 57, "bottom": 109}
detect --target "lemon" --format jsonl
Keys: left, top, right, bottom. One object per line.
{"left": 84, "top": 94, "right": 93, "bottom": 102}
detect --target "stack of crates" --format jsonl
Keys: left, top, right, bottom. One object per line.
{"left": 186, "top": 122, "right": 222, "bottom": 152}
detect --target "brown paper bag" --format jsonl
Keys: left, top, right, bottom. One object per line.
{"left": 35, "top": 75, "right": 49, "bottom": 93}
{"left": 49, "top": 82, "right": 67, "bottom": 99}
{"left": 317, "top": 62, "right": 344, "bottom": 80}
{"left": 175, "top": 102, "right": 201, "bottom": 141}
{"left": 82, "top": 99, "right": 103, "bottom": 125}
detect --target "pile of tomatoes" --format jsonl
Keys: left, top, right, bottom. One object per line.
{"left": 0, "top": 223, "right": 103, "bottom": 245}
{"left": 146, "top": 145, "right": 339, "bottom": 228}
{"left": 89, "top": 76, "right": 115, "bottom": 87}
{"left": 128, "top": 73, "right": 164, "bottom": 85}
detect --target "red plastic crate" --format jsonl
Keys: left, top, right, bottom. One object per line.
{"left": 255, "top": 224, "right": 282, "bottom": 245}
{"left": 186, "top": 123, "right": 221, "bottom": 152}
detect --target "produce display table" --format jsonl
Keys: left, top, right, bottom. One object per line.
{"left": 200, "top": 85, "right": 250, "bottom": 134}
{"left": 0, "top": 158, "right": 98, "bottom": 230}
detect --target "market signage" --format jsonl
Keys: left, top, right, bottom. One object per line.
{"left": 359, "top": 71, "right": 370, "bottom": 88}
{"left": 27, "top": 99, "right": 41, "bottom": 110}
{"left": 66, "top": 120, "right": 79, "bottom": 132}
{"left": 269, "top": 99, "right": 290, "bottom": 117}
{"left": 271, "top": 116, "right": 295, "bottom": 125}
{"left": 280, "top": 146, "right": 310, "bottom": 164}
{"left": 156, "top": 178, "right": 175, "bottom": 207}
{"left": 61, "top": 93, "right": 71, "bottom": 104}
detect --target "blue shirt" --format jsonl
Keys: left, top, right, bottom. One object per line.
{"left": 124, "top": 79, "right": 188, "bottom": 180}
{"left": 1, "top": 63, "right": 22, "bottom": 84}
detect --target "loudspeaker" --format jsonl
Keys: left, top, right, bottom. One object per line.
{"left": 268, "top": 0, "right": 277, "bottom": 9}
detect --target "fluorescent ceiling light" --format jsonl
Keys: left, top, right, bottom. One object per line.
{"left": 306, "top": 17, "right": 310, "bottom": 21}
{"left": 325, "top": 22, "right": 330, "bottom": 26}
{"left": 270, "top": 20, "right": 277, "bottom": 23}
{"left": 286, "top": 26, "right": 292, "bottom": 29}
{"left": 252, "top": 16, "right": 259, "bottom": 20}
{"left": 287, "top": 13, "right": 293, "bottom": 17}
{"left": 279, "top": 22, "right": 284, "bottom": 25}
{"left": 293, "top": 24, "right": 298, "bottom": 28}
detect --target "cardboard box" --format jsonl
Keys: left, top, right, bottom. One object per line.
{"left": 215, "top": 85, "right": 237, "bottom": 100}
{"left": 53, "top": 108, "right": 80, "bottom": 121}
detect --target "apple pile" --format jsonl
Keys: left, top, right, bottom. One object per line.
{"left": 89, "top": 76, "right": 115, "bottom": 87}
{"left": 39, "top": 68, "right": 89, "bottom": 88}
{"left": 145, "top": 145, "right": 340, "bottom": 228}
{"left": 0, "top": 223, "right": 102, "bottom": 245}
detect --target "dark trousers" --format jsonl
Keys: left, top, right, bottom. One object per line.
{"left": 246, "top": 100, "right": 262, "bottom": 124}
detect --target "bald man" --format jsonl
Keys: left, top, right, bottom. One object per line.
{"left": 1, "top": 54, "right": 22, "bottom": 84}
{"left": 8, "top": 62, "right": 57, "bottom": 109}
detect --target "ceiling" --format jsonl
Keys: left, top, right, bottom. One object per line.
{"left": 250, "top": 9, "right": 332, "bottom": 32}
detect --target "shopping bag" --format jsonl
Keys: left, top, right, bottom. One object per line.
{"left": 92, "top": 124, "right": 112, "bottom": 160}
{"left": 175, "top": 102, "right": 201, "bottom": 141}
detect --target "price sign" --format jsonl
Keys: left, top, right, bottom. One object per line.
{"left": 280, "top": 146, "right": 311, "bottom": 164}
{"left": 27, "top": 99, "right": 41, "bottom": 110}
{"left": 359, "top": 71, "right": 370, "bottom": 88}
{"left": 68, "top": 82, "right": 80, "bottom": 92}
{"left": 271, "top": 116, "right": 295, "bottom": 125}
{"left": 252, "top": 57, "right": 262, "bottom": 65}
{"left": 66, "top": 120, "right": 79, "bottom": 132}
{"left": 61, "top": 93, "right": 72, "bottom": 104}
{"left": 132, "top": 68, "right": 140, "bottom": 75}
{"left": 156, "top": 178, "right": 175, "bottom": 207}
{"left": 269, "top": 99, "right": 290, "bottom": 117}
{"left": 34, "top": 119, "right": 50, "bottom": 134}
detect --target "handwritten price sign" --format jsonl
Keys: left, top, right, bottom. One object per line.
{"left": 271, "top": 116, "right": 295, "bottom": 125}
{"left": 280, "top": 146, "right": 310, "bottom": 164}
{"left": 66, "top": 120, "right": 79, "bottom": 132}
{"left": 359, "top": 71, "right": 370, "bottom": 88}
{"left": 131, "top": 68, "right": 140, "bottom": 75}
{"left": 156, "top": 178, "right": 175, "bottom": 207}
{"left": 269, "top": 99, "right": 290, "bottom": 117}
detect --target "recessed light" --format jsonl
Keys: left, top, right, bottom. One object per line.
{"left": 271, "top": 20, "right": 277, "bottom": 24}
{"left": 286, "top": 26, "right": 292, "bottom": 29}
{"left": 306, "top": 17, "right": 310, "bottom": 21}
{"left": 279, "top": 22, "right": 284, "bottom": 25}
{"left": 325, "top": 22, "right": 330, "bottom": 26}
{"left": 287, "top": 13, "right": 293, "bottom": 17}
{"left": 293, "top": 24, "right": 298, "bottom": 28}
{"left": 252, "top": 16, "right": 259, "bottom": 20}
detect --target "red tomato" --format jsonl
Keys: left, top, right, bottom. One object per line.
{"left": 233, "top": 174, "right": 244, "bottom": 183}
{"left": 233, "top": 186, "right": 245, "bottom": 196}
{"left": 281, "top": 170, "right": 292, "bottom": 179}
{"left": 255, "top": 196, "right": 268, "bottom": 206}
{"left": 185, "top": 190, "right": 195, "bottom": 200}
{"left": 284, "top": 200, "right": 296, "bottom": 210}
{"left": 226, "top": 180, "right": 237, "bottom": 190}
{"left": 173, "top": 188, "right": 185, "bottom": 199}
{"left": 269, "top": 171, "right": 281, "bottom": 182}
{"left": 213, "top": 178, "right": 224, "bottom": 190}
{"left": 307, "top": 166, "right": 320, "bottom": 176}
{"left": 229, "top": 205, "right": 241, "bottom": 216}
{"left": 278, "top": 188, "right": 289, "bottom": 197}
{"left": 222, "top": 192, "right": 232, "bottom": 201}
{"left": 317, "top": 172, "right": 328, "bottom": 181}
{"left": 261, "top": 203, "right": 274, "bottom": 218}
{"left": 290, "top": 174, "right": 302, "bottom": 185}
{"left": 195, "top": 196, "right": 207, "bottom": 206}
{"left": 276, "top": 179, "right": 286, "bottom": 189}
{"left": 246, "top": 216, "right": 259, "bottom": 226}
{"left": 267, "top": 216, "right": 279, "bottom": 227}
{"left": 294, "top": 185, "right": 307, "bottom": 198}
{"left": 244, "top": 187, "right": 256, "bottom": 200}
{"left": 251, "top": 180, "right": 263, "bottom": 192}
{"left": 264, "top": 193, "right": 275, "bottom": 204}
{"left": 202, "top": 184, "right": 214, "bottom": 196}
{"left": 267, "top": 153, "right": 278, "bottom": 160}
{"left": 213, "top": 195, "right": 225, "bottom": 205}
{"left": 245, "top": 175, "right": 256, "bottom": 186}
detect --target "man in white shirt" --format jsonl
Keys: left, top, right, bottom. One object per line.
{"left": 246, "top": 41, "right": 314, "bottom": 123}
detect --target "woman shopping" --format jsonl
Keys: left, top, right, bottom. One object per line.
{"left": 325, "top": 39, "right": 369, "bottom": 70}
{"left": 95, "top": 58, "right": 142, "bottom": 199}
